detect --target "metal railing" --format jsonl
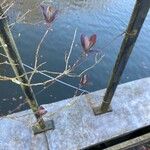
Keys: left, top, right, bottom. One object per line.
{"left": 93, "top": 0, "right": 150, "bottom": 115}
{"left": 0, "top": 0, "right": 149, "bottom": 134}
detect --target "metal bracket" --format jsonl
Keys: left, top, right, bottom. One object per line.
{"left": 93, "top": 106, "right": 112, "bottom": 115}
{"left": 125, "top": 29, "right": 137, "bottom": 37}
{"left": 32, "top": 120, "right": 54, "bottom": 135}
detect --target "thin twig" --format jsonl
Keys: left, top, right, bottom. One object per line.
{"left": 9, "top": 3, "right": 41, "bottom": 28}
{"left": 101, "top": 31, "right": 125, "bottom": 51}
{"left": 0, "top": 2, "right": 14, "bottom": 19}
{"left": 23, "top": 63, "right": 89, "bottom": 93}
{"left": 79, "top": 54, "right": 104, "bottom": 77}
{"left": 65, "top": 28, "right": 77, "bottom": 70}
{"left": 28, "top": 29, "right": 50, "bottom": 83}
{"left": 9, "top": 9, "right": 31, "bottom": 27}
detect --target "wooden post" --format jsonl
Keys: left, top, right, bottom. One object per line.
{"left": 0, "top": 7, "right": 54, "bottom": 134}
{"left": 93, "top": 0, "right": 150, "bottom": 115}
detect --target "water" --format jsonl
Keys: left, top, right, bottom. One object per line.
{"left": 0, "top": 0, "right": 150, "bottom": 115}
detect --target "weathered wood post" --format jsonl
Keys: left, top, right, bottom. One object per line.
{"left": 93, "top": 0, "right": 150, "bottom": 115}
{"left": 0, "top": 6, "right": 54, "bottom": 134}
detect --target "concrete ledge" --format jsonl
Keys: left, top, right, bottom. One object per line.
{"left": 0, "top": 77, "right": 150, "bottom": 150}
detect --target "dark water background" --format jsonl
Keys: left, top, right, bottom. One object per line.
{"left": 0, "top": 0, "right": 150, "bottom": 115}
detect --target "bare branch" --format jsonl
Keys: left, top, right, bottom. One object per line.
{"left": 23, "top": 63, "right": 89, "bottom": 93}
{"left": 9, "top": 3, "right": 42, "bottom": 28}
{"left": 0, "top": 2, "right": 14, "bottom": 20}
{"left": 65, "top": 28, "right": 77, "bottom": 70}
{"left": 9, "top": 9, "right": 31, "bottom": 27}
{"left": 28, "top": 29, "right": 50, "bottom": 83}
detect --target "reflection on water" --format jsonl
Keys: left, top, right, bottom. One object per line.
{"left": 0, "top": 0, "right": 150, "bottom": 114}
{"left": 8, "top": 0, "right": 113, "bottom": 24}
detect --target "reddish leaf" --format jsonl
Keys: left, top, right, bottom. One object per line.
{"left": 89, "top": 34, "right": 96, "bottom": 49}
{"left": 81, "top": 35, "right": 90, "bottom": 52}
{"left": 81, "top": 34, "right": 97, "bottom": 53}
{"left": 80, "top": 75, "right": 88, "bottom": 86}
{"left": 36, "top": 106, "right": 47, "bottom": 116}
{"left": 40, "top": 5, "right": 58, "bottom": 25}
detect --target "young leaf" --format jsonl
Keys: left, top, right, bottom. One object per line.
{"left": 81, "top": 34, "right": 97, "bottom": 53}
{"left": 80, "top": 74, "right": 88, "bottom": 86}
{"left": 40, "top": 5, "right": 58, "bottom": 26}
{"left": 36, "top": 106, "right": 47, "bottom": 116}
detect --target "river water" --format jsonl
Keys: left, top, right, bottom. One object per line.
{"left": 0, "top": 0, "right": 150, "bottom": 115}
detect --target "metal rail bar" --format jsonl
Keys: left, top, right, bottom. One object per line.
{"left": 0, "top": 6, "right": 54, "bottom": 134}
{"left": 93, "top": 0, "right": 150, "bottom": 114}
